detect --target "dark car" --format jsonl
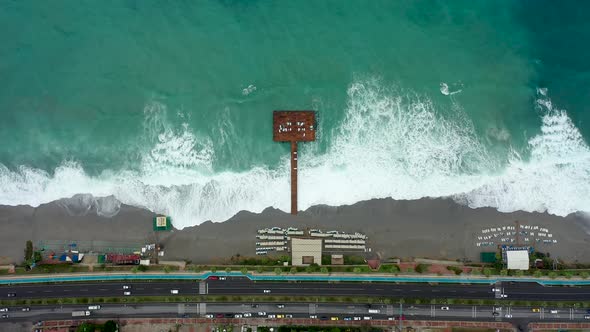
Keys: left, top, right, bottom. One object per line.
{"left": 492, "top": 312, "right": 500, "bottom": 317}
{"left": 216, "top": 313, "right": 224, "bottom": 318}
{"left": 224, "top": 313, "right": 233, "bottom": 318}
{"left": 320, "top": 316, "right": 329, "bottom": 321}
{"left": 208, "top": 276, "right": 219, "bottom": 280}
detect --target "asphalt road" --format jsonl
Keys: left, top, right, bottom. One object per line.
{"left": 0, "top": 302, "right": 589, "bottom": 324}
{"left": 1, "top": 277, "right": 589, "bottom": 301}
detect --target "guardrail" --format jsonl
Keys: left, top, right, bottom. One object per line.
{"left": 1, "top": 272, "right": 589, "bottom": 286}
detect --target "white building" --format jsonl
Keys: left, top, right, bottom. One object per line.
{"left": 506, "top": 250, "right": 530, "bottom": 270}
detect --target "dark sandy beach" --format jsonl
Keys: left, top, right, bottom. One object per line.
{"left": 0, "top": 195, "right": 589, "bottom": 265}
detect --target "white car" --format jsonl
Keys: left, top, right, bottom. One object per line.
{"left": 263, "top": 289, "right": 271, "bottom": 293}
{"left": 501, "top": 294, "right": 508, "bottom": 298}
{"left": 170, "top": 289, "right": 179, "bottom": 294}
{"left": 268, "top": 314, "right": 276, "bottom": 318}
{"left": 353, "top": 317, "right": 361, "bottom": 321}
{"left": 257, "top": 312, "right": 266, "bottom": 316}
{"left": 0, "top": 308, "right": 7, "bottom": 312}
{"left": 550, "top": 310, "right": 558, "bottom": 314}
{"left": 123, "top": 291, "right": 131, "bottom": 296}
{"left": 234, "top": 314, "right": 243, "bottom": 318}
{"left": 219, "top": 277, "right": 227, "bottom": 280}
{"left": 505, "top": 314, "right": 513, "bottom": 318}
{"left": 243, "top": 313, "right": 252, "bottom": 317}
{"left": 388, "top": 317, "right": 396, "bottom": 321}
{"left": 310, "top": 315, "right": 318, "bottom": 319}
{"left": 491, "top": 288, "right": 498, "bottom": 292}
{"left": 205, "top": 314, "right": 214, "bottom": 318}
{"left": 440, "top": 306, "right": 450, "bottom": 310}
{"left": 363, "top": 316, "right": 372, "bottom": 320}
{"left": 285, "top": 314, "right": 293, "bottom": 318}
{"left": 123, "top": 285, "right": 131, "bottom": 290}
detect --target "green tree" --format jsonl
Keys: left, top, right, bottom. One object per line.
{"left": 131, "top": 267, "right": 139, "bottom": 274}
{"left": 353, "top": 267, "right": 362, "bottom": 274}
{"left": 305, "top": 266, "right": 313, "bottom": 274}
{"left": 241, "top": 267, "right": 248, "bottom": 275}
{"left": 274, "top": 267, "right": 282, "bottom": 275}
{"left": 137, "top": 265, "right": 148, "bottom": 272}
{"left": 211, "top": 266, "right": 217, "bottom": 273}
{"left": 163, "top": 265, "right": 171, "bottom": 273}
{"left": 483, "top": 268, "right": 492, "bottom": 277}
{"left": 515, "top": 270, "right": 524, "bottom": 277}
{"left": 563, "top": 271, "right": 573, "bottom": 279}
{"left": 24, "top": 240, "right": 33, "bottom": 261}
{"left": 225, "top": 267, "right": 231, "bottom": 273}
{"left": 500, "top": 269, "right": 508, "bottom": 276}
{"left": 390, "top": 265, "right": 400, "bottom": 273}
{"left": 102, "top": 320, "right": 118, "bottom": 332}
{"left": 290, "top": 267, "right": 297, "bottom": 274}
{"left": 548, "top": 272, "right": 558, "bottom": 279}
{"left": 415, "top": 264, "right": 429, "bottom": 274}
{"left": 533, "top": 270, "right": 543, "bottom": 278}
{"left": 77, "top": 322, "right": 96, "bottom": 332}
{"left": 320, "top": 267, "right": 329, "bottom": 274}
{"left": 581, "top": 271, "right": 589, "bottom": 279}
{"left": 256, "top": 267, "right": 263, "bottom": 274}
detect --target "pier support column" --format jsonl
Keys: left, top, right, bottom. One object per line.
{"left": 291, "top": 141, "right": 298, "bottom": 215}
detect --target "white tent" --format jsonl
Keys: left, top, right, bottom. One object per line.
{"left": 506, "top": 250, "right": 529, "bottom": 270}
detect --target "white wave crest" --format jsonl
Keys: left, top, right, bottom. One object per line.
{"left": 0, "top": 83, "right": 589, "bottom": 228}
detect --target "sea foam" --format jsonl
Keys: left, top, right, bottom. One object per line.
{"left": 0, "top": 81, "right": 589, "bottom": 228}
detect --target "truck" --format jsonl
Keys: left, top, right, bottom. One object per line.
{"left": 72, "top": 311, "right": 91, "bottom": 317}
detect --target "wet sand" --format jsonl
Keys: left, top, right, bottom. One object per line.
{"left": 0, "top": 196, "right": 589, "bottom": 265}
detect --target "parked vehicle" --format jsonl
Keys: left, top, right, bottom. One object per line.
{"left": 22, "top": 307, "right": 30, "bottom": 312}
{"left": 243, "top": 313, "right": 252, "bottom": 317}
{"left": 310, "top": 315, "right": 317, "bottom": 319}
{"left": 170, "top": 290, "right": 179, "bottom": 294}
{"left": 72, "top": 311, "right": 91, "bottom": 317}
{"left": 205, "top": 314, "right": 214, "bottom": 318}
{"left": 368, "top": 309, "right": 380, "bottom": 313}
{"left": 440, "top": 307, "right": 450, "bottom": 310}
{"left": 88, "top": 305, "right": 101, "bottom": 310}
{"left": 208, "top": 276, "right": 219, "bottom": 280}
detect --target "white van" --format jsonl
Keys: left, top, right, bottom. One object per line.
{"left": 88, "top": 305, "right": 101, "bottom": 310}
{"left": 170, "top": 289, "right": 179, "bottom": 294}
{"left": 368, "top": 309, "right": 380, "bottom": 314}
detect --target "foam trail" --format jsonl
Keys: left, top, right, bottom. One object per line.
{"left": 0, "top": 83, "right": 589, "bottom": 228}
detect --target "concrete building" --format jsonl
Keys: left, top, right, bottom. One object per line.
{"left": 291, "top": 238, "right": 322, "bottom": 266}
{"left": 505, "top": 250, "right": 530, "bottom": 270}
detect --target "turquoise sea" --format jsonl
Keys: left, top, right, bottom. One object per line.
{"left": 1, "top": 1, "right": 589, "bottom": 228}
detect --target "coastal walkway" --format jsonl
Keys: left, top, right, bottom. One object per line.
{"left": 1, "top": 271, "right": 590, "bottom": 286}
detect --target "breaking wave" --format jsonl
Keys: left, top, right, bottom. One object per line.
{"left": 0, "top": 80, "right": 589, "bottom": 228}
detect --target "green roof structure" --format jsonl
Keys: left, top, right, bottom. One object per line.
{"left": 153, "top": 216, "right": 172, "bottom": 231}
{"left": 480, "top": 252, "right": 497, "bottom": 263}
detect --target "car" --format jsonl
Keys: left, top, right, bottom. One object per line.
{"left": 0, "top": 308, "right": 7, "bottom": 312}
{"left": 1, "top": 314, "right": 8, "bottom": 319}
{"left": 331, "top": 317, "right": 339, "bottom": 321}
{"left": 500, "top": 294, "right": 508, "bottom": 298}
{"left": 277, "top": 304, "right": 285, "bottom": 308}
{"left": 440, "top": 306, "right": 450, "bottom": 310}
{"left": 123, "top": 291, "right": 131, "bottom": 296}
{"left": 276, "top": 314, "right": 284, "bottom": 318}
{"left": 491, "top": 288, "right": 498, "bottom": 292}
{"left": 353, "top": 317, "right": 361, "bottom": 321}
{"left": 285, "top": 314, "right": 293, "bottom": 318}
{"left": 388, "top": 317, "right": 396, "bottom": 321}
{"left": 22, "top": 307, "right": 31, "bottom": 311}
{"left": 363, "top": 316, "right": 372, "bottom": 320}
{"left": 310, "top": 315, "right": 318, "bottom": 319}
{"left": 505, "top": 314, "right": 513, "bottom": 318}
{"left": 36, "top": 321, "right": 43, "bottom": 326}
{"left": 251, "top": 304, "right": 259, "bottom": 308}
{"left": 492, "top": 312, "right": 499, "bottom": 317}
{"left": 268, "top": 314, "right": 276, "bottom": 318}
{"left": 584, "top": 315, "right": 590, "bottom": 320}
{"left": 235, "top": 314, "right": 243, "bottom": 318}
{"left": 263, "top": 289, "right": 271, "bottom": 293}
{"left": 400, "top": 315, "right": 406, "bottom": 320}
{"left": 170, "top": 289, "right": 179, "bottom": 294}
{"left": 205, "top": 314, "right": 214, "bottom": 318}
{"left": 7, "top": 293, "right": 15, "bottom": 297}
{"left": 216, "top": 313, "right": 224, "bottom": 318}
{"left": 257, "top": 312, "right": 266, "bottom": 316}
{"left": 587, "top": 309, "right": 590, "bottom": 314}
{"left": 243, "top": 313, "right": 252, "bottom": 317}
{"left": 344, "top": 317, "right": 352, "bottom": 321}
{"left": 123, "top": 285, "right": 131, "bottom": 290}
{"left": 550, "top": 310, "right": 558, "bottom": 314}
{"left": 532, "top": 308, "right": 541, "bottom": 313}
{"left": 208, "top": 276, "right": 219, "bottom": 280}
{"left": 219, "top": 277, "right": 226, "bottom": 280}
{"left": 320, "top": 316, "right": 329, "bottom": 321}
{"left": 224, "top": 313, "right": 233, "bottom": 318}
{"left": 87, "top": 305, "right": 100, "bottom": 310}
